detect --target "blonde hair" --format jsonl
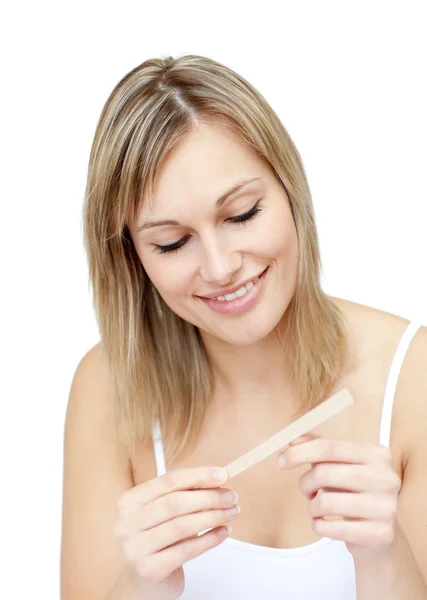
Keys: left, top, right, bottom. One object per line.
{"left": 82, "top": 54, "right": 352, "bottom": 467}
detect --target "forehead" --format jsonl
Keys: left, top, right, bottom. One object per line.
{"left": 139, "top": 122, "right": 267, "bottom": 218}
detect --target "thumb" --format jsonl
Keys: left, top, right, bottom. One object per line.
{"left": 289, "top": 432, "right": 318, "bottom": 446}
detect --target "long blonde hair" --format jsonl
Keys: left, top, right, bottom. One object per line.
{"left": 82, "top": 54, "right": 351, "bottom": 466}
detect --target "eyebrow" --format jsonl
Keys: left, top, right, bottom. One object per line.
{"left": 136, "top": 176, "right": 263, "bottom": 233}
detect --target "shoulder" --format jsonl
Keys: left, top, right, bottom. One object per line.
{"left": 332, "top": 296, "right": 427, "bottom": 469}
{"left": 390, "top": 322, "right": 427, "bottom": 471}
{"left": 66, "top": 341, "right": 123, "bottom": 453}
{"left": 330, "top": 296, "right": 419, "bottom": 368}
{"left": 73, "top": 340, "right": 109, "bottom": 385}
{"left": 70, "top": 342, "right": 157, "bottom": 486}
{"left": 333, "top": 296, "right": 425, "bottom": 377}
{"left": 330, "top": 295, "right": 412, "bottom": 340}
{"left": 62, "top": 342, "right": 136, "bottom": 599}
{"left": 69, "top": 341, "right": 114, "bottom": 415}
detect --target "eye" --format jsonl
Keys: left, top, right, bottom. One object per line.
{"left": 152, "top": 200, "right": 264, "bottom": 255}
{"left": 153, "top": 234, "right": 191, "bottom": 255}
{"left": 227, "top": 200, "right": 264, "bottom": 224}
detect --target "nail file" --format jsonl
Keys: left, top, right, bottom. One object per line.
{"left": 224, "top": 388, "right": 355, "bottom": 480}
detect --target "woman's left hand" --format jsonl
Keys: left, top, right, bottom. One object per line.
{"left": 277, "top": 434, "right": 403, "bottom": 560}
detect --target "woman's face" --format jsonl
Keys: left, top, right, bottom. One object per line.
{"left": 128, "top": 121, "right": 300, "bottom": 345}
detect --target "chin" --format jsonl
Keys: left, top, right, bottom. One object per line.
{"left": 223, "top": 333, "right": 268, "bottom": 346}
{"left": 206, "top": 316, "right": 283, "bottom": 346}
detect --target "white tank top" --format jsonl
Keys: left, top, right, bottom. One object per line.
{"left": 152, "top": 321, "right": 422, "bottom": 599}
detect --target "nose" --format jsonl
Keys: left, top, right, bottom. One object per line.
{"left": 199, "top": 234, "right": 242, "bottom": 285}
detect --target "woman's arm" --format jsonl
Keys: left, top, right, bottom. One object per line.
{"left": 354, "top": 326, "right": 427, "bottom": 598}
{"left": 60, "top": 343, "right": 148, "bottom": 600}
{"left": 353, "top": 521, "right": 427, "bottom": 598}
{"left": 105, "top": 564, "right": 146, "bottom": 600}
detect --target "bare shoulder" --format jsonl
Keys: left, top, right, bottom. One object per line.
{"left": 61, "top": 341, "right": 135, "bottom": 599}
{"left": 66, "top": 342, "right": 119, "bottom": 445}
{"left": 72, "top": 341, "right": 110, "bottom": 396}
{"left": 331, "top": 296, "right": 427, "bottom": 468}
{"left": 331, "top": 295, "right": 412, "bottom": 343}
{"left": 333, "top": 295, "right": 425, "bottom": 356}
{"left": 75, "top": 342, "right": 158, "bottom": 487}
{"left": 390, "top": 320, "right": 427, "bottom": 469}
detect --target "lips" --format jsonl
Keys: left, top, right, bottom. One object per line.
{"left": 197, "top": 267, "right": 268, "bottom": 300}
{"left": 197, "top": 266, "right": 269, "bottom": 316}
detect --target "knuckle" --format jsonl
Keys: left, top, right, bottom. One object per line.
{"left": 318, "top": 492, "right": 331, "bottom": 513}
{"left": 135, "top": 558, "right": 152, "bottom": 580}
{"left": 162, "top": 471, "right": 178, "bottom": 491}
{"left": 126, "top": 486, "right": 139, "bottom": 504}
{"left": 379, "top": 446, "right": 393, "bottom": 463}
{"left": 168, "top": 493, "right": 185, "bottom": 515}
{"left": 208, "top": 510, "right": 224, "bottom": 528}
{"left": 171, "top": 518, "right": 187, "bottom": 539}
{"left": 136, "top": 509, "right": 150, "bottom": 531}
{"left": 161, "top": 494, "right": 174, "bottom": 518}
{"left": 314, "top": 463, "right": 329, "bottom": 487}
{"left": 206, "top": 467, "right": 214, "bottom": 481}
{"left": 390, "top": 472, "right": 402, "bottom": 491}
{"left": 180, "top": 542, "right": 195, "bottom": 563}
{"left": 116, "top": 492, "right": 130, "bottom": 512}
{"left": 326, "top": 439, "right": 337, "bottom": 460}
{"left": 122, "top": 540, "right": 140, "bottom": 565}
{"left": 146, "top": 564, "right": 165, "bottom": 585}
{"left": 216, "top": 489, "right": 226, "bottom": 507}
{"left": 385, "top": 497, "right": 397, "bottom": 517}
{"left": 299, "top": 477, "right": 308, "bottom": 496}
{"left": 383, "top": 472, "right": 401, "bottom": 492}
{"left": 380, "top": 523, "right": 395, "bottom": 544}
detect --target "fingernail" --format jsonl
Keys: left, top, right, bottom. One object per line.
{"left": 222, "top": 491, "right": 238, "bottom": 504}
{"left": 218, "top": 525, "right": 232, "bottom": 537}
{"left": 278, "top": 454, "right": 286, "bottom": 468}
{"left": 213, "top": 468, "right": 229, "bottom": 482}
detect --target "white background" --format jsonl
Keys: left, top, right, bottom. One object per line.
{"left": 1, "top": 1, "right": 426, "bottom": 598}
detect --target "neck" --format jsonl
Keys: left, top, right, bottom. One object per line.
{"left": 200, "top": 326, "right": 295, "bottom": 407}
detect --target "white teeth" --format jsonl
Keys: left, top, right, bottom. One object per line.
{"left": 235, "top": 286, "right": 247, "bottom": 298}
{"left": 224, "top": 292, "right": 237, "bottom": 301}
{"left": 213, "top": 273, "right": 262, "bottom": 302}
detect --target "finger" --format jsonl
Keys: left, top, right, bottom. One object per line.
{"left": 124, "top": 488, "right": 238, "bottom": 531}
{"left": 282, "top": 439, "right": 384, "bottom": 469}
{"left": 299, "top": 463, "right": 400, "bottom": 498}
{"left": 289, "top": 433, "right": 318, "bottom": 446}
{"left": 145, "top": 506, "right": 240, "bottom": 554}
{"left": 311, "top": 517, "right": 395, "bottom": 547}
{"left": 308, "top": 491, "right": 396, "bottom": 520}
{"left": 302, "top": 486, "right": 350, "bottom": 501}
{"left": 120, "top": 466, "right": 229, "bottom": 511}
{"left": 138, "top": 525, "right": 232, "bottom": 581}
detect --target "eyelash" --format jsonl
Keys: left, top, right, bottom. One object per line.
{"left": 153, "top": 200, "right": 264, "bottom": 255}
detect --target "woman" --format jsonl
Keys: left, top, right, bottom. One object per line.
{"left": 60, "top": 55, "right": 427, "bottom": 599}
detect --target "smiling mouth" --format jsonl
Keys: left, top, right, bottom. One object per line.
{"left": 197, "top": 267, "right": 269, "bottom": 302}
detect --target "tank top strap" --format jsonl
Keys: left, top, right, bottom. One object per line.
{"left": 153, "top": 420, "right": 167, "bottom": 476}
{"left": 379, "top": 321, "right": 423, "bottom": 447}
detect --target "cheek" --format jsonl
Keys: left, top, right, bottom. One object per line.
{"left": 143, "top": 255, "right": 193, "bottom": 300}
{"left": 258, "top": 207, "right": 298, "bottom": 258}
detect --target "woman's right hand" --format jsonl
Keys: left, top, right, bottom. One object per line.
{"left": 114, "top": 466, "right": 240, "bottom": 600}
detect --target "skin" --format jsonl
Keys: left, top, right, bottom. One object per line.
{"left": 128, "top": 120, "right": 299, "bottom": 399}
{"left": 123, "top": 120, "right": 427, "bottom": 592}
